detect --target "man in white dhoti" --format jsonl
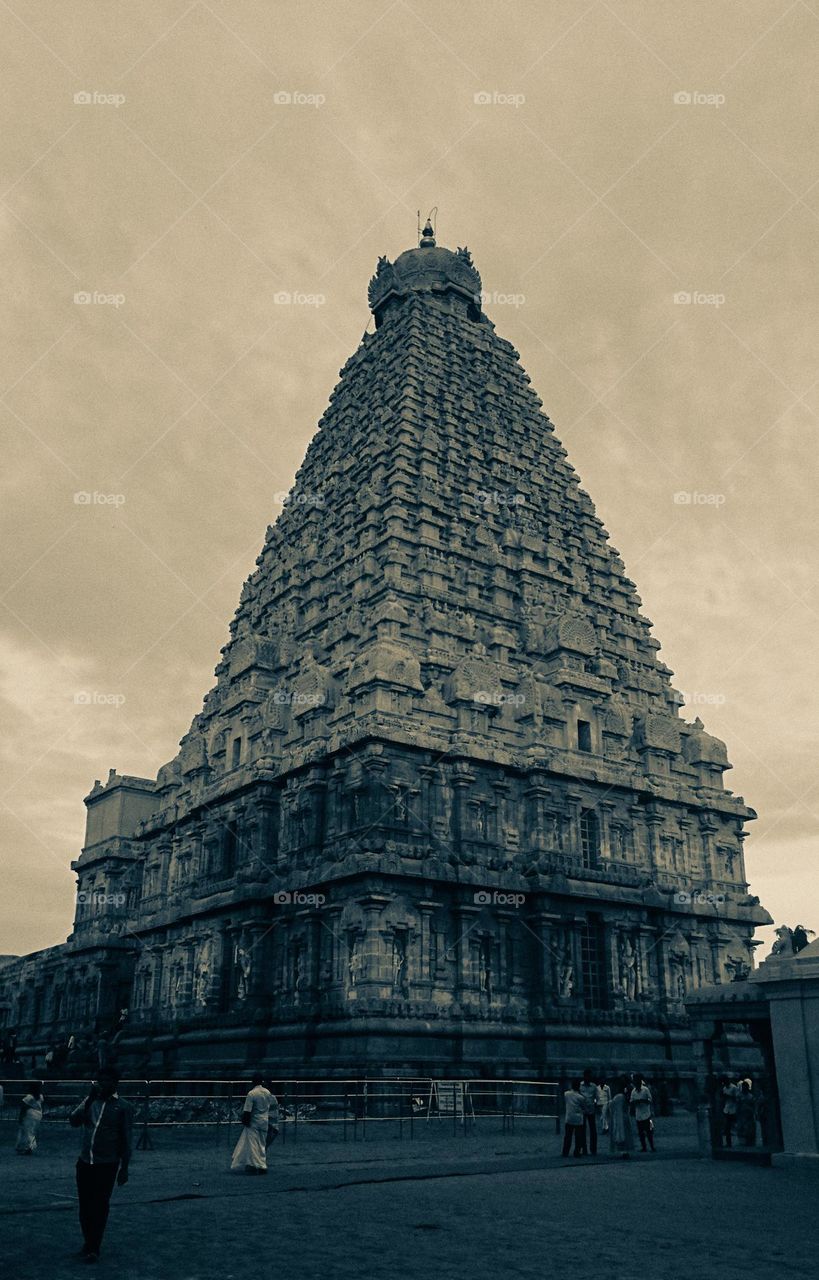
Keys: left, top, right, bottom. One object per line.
{"left": 230, "top": 1075, "right": 274, "bottom": 1175}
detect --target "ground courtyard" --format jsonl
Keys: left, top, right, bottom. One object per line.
{"left": 1, "top": 1116, "right": 814, "bottom": 1280}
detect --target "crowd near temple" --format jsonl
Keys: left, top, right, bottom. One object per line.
{"left": 0, "top": 223, "right": 795, "bottom": 1110}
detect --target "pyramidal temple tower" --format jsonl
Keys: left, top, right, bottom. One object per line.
{"left": 3, "top": 225, "right": 771, "bottom": 1084}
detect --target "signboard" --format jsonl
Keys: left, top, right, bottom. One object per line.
{"left": 426, "top": 1081, "right": 474, "bottom": 1124}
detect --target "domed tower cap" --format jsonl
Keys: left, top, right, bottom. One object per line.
{"left": 367, "top": 225, "right": 483, "bottom": 326}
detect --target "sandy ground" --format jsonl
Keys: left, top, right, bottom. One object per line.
{"left": 1, "top": 1115, "right": 811, "bottom": 1280}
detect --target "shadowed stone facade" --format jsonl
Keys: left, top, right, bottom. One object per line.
{"left": 0, "top": 229, "right": 771, "bottom": 1085}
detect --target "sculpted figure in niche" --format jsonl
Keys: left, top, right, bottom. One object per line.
{"left": 619, "top": 934, "right": 638, "bottom": 1001}
{"left": 348, "top": 936, "right": 363, "bottom": 987}
{"left": 194, "top": 939, "right": 213, "bottom": 1006}
{"left": 392, "top": 934, "right": 407, "bottom": 993}
{"left": 558, "top": 938, "right": 574, "bottom": 998}
{"left": 235, "top": 945, "right": 252, "bottom": 1001}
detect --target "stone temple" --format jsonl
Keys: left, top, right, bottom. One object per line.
{"left": 0, "top": 226, "right": 771, "bottom": 1088}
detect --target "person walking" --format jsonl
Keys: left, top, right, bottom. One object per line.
{"left": 561, "top": 1080, "right": 586, "bottom": 1157}
{"left": 231, "top": 1073, "right": 274, "bottom": 1174}
{"left": 578, "top": 1068, "right": 599, "bottom": 1155}
{"left": 631, "top": 1074, "right": 655, "bottom": 1151}
{"left": 15, "top": 1082, "right": 44, "bottom": 1154}
{"left": 597, "top": 1078, "right": 612, "bottom": 1133}
{"left": 608, "top": 1078, "right": 634, "bottom": 1158}
{"left": 69, "top": 1066, "right": 132, "bottom": 1263}
{"left": 721, "top": 1077, "right": 739, "bottom": 1148}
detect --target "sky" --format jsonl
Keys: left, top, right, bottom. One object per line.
{"left": 1, "top": 0, "right": 817, "bottom": 956}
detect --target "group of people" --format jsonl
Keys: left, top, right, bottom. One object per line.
{"left": 719, "top": 1076, "right": 762, "bottom": 1148}
{"left": 5, "top": 1066, "right": 281, "bottom": 1263}
{"left": 562, "top": 1069, "right": 655, "bottom": 1159}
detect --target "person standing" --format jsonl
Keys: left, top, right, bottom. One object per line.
{"left": 561, "top": 1080, "right": 586, "bottom": 1158}
{"left": 16, "top": 1082, "right": 44, "bottom": 1154}
{"left": 231, "top": 1073, "right": 274, "bottom": 1174}
{"left": 608, "top": 1078, "right": 634, "bottom": 1158}
{"left": 69, "top": 1066, "right": 132, "bottom": 1263}
{"left": 631, "top": 1074, "right": 655, "bottom": 1152}
{"left": 736, "top": 1080, "right": 756, "bottom": 1146}
{"left": 597, "top": 1078, "right": 612, "bottom": 1134}
{"left": 721, "top": 1077, "right": 739, "bottom": 1148}
{"left": 578, "top": 1068, "right": 599, "bottom": 1155}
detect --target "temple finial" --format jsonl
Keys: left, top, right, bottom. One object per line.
{"left": 419, "top": 208, "right": 437, "bottom": 248}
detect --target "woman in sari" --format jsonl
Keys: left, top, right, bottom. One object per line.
{"left": 16, "top": 1082, "right": 44, "bottom": 1154}
{"left": 230, "top": 1074, "right": 274, "bottom": 1174}
{"left": 608, "top": 1077, "right": 634, "bottom": 1159}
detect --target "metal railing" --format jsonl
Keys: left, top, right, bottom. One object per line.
{"left": 0, "top": 1076, "right": 560, "bottom": 1146}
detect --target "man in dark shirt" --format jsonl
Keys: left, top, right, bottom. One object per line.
{"left": 69, "top": 1065, "right": 133, "bottom": 1263}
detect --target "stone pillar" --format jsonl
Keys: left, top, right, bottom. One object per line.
{"left": 453, "top": 904, "right": 480, "bottom": 997}
{"left": 752, "top": 950, "right": 819, "bottom": 1163}
{"left": 417, "top": 900, "right": 439, "bottom": 991}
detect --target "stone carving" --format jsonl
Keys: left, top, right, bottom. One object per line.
{"left": 348, "top": 936, "right": 363, "bottom": 987}
{"left": 725, "top": 954, "right": 751, "bottom": 982}
{"left": 542, "top": 613, "right": 597, "bottom": 658}
{"left": 392, "top": 934, "right": 407, "bottom": 993}
{"left": 193, "top": 939, "right": 213, "bottom": 1006}
{"left": 770, "top": 925, "right": 793, "bottom": 956}
{"left": 618, "top": 934, "right": 639, "bottom": 1001}
{"left": 235, "top": 945, "right": 252, "bottom": 1001}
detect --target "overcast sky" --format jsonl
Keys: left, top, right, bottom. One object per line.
{"left": 1, "top": 0, "right": 817, "bottom": 956}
